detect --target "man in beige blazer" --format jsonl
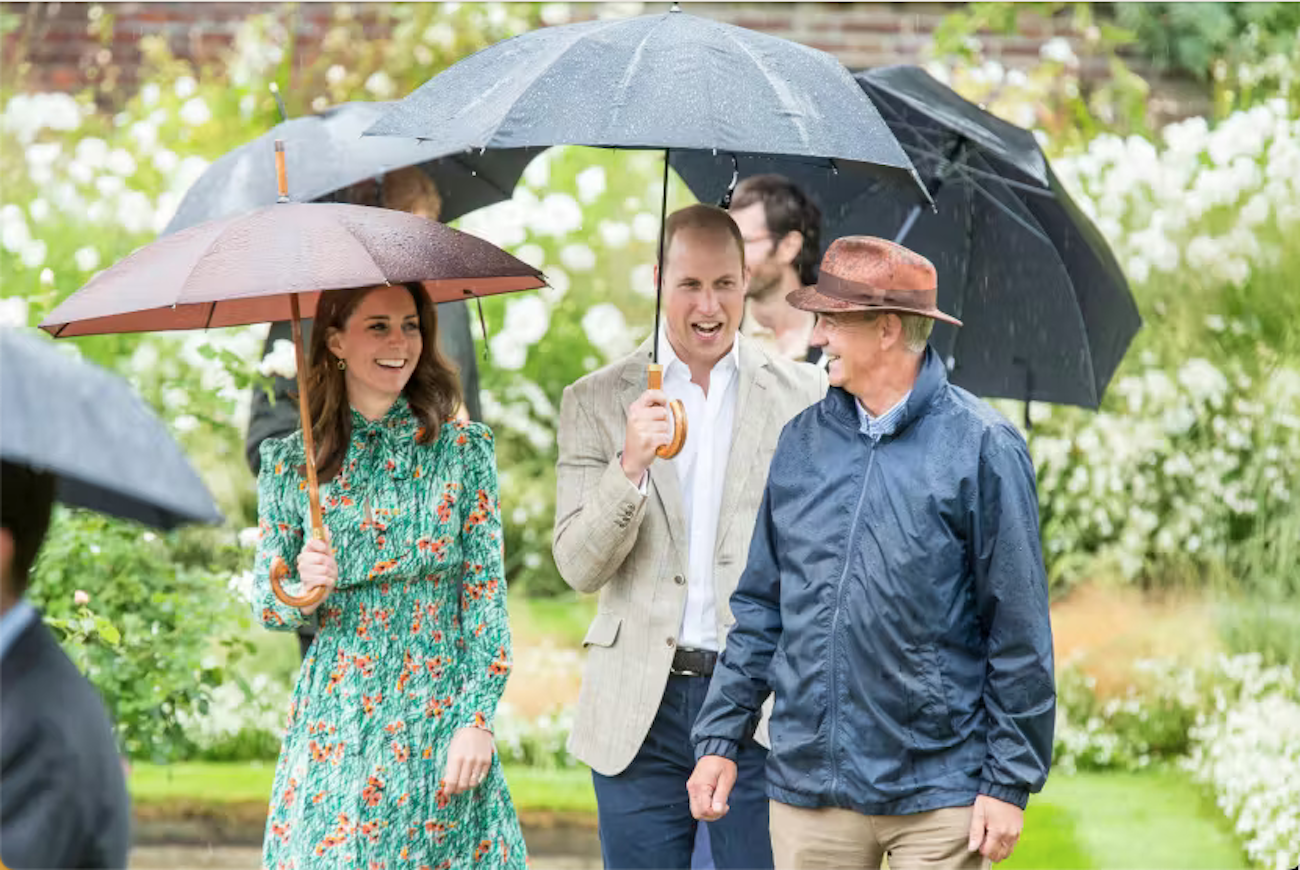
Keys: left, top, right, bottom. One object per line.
{"left": 553, "top": 204, "right": 826, "bottom": 869}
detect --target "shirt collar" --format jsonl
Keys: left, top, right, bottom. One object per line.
{"left": 0, "top": 600, "right": 37, "bottom": 661}
{"left": 657, "top": 329, "right": 741, "bottom": 380}
{"left": 857, "top": 391, "right": 912, "bottom": 441}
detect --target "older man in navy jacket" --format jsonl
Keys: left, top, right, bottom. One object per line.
{"left": 687, "top": 237, "right": 1055, "bottom": 869}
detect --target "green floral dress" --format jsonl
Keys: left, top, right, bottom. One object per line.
{"left": 252, "top": 397, "right": 525, "bottom": 870}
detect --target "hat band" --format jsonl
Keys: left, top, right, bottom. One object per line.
{"left": 818, "top": 272, "right": 936, "bottom": 310}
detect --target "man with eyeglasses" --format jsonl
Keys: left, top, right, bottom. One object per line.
{"left": 728, "top": 175, "right": 827, "bottom": 369}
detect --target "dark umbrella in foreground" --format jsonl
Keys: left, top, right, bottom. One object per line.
{"left": 41, "top": 167, "right": 545, "bottom": 607}
{"left": 675, "top": 64, "right": 1141, "bottom": 411}
{"left": 163, "top": 101, "right": 541, "bottom": 234}
{"left": 0, "top": 328, "right": 222, "bottom": 530}
{"left": 364, "top": 4, "right": 930, "bottom": 456}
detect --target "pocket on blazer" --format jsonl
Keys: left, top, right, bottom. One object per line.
{"left": 581, "top": 613, "right": 623, "bottom": 648}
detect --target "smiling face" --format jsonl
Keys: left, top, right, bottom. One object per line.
{"left": 809, "top": 311, "right": 888, "bottom": 396}
{"left": 657, "top": 226, "right": 747, "bottom": 370}
{"left": 326, "top": 284, "right": 423, "bottom": 409}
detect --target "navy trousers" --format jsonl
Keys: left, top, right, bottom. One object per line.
{"left": 592, "top": 675, "right": 773, "bottom": 870}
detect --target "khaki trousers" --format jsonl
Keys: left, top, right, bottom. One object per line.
{"left": 769, "top": 801, "right": 993, "bottom": 870}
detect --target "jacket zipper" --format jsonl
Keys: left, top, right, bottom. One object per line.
{"left": 827, "top": 436, "right": 876, "bottom": 801}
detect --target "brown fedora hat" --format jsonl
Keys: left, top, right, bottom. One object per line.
{"left": 787, "top": 236, "right": 962, "bottom": 326}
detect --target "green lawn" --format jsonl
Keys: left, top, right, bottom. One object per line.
{"left": 130, "top": 761, "right": 596, "bottom": 816}
{"left": 131, "top": 763, "right": 1247, "bottom": 868}
{"left": 1005, "top": 769, "right": 1248, "bottom": 870}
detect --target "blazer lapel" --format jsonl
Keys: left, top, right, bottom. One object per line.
{"left": 716, "top": 337, "right": 773, "bottom": 547}
{"left": 618, "top": 340, "right": 688, "bottom": 553}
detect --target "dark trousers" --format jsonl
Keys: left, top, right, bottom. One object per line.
{"left": 592, "top": 675, "right": 773, "bottom": 870}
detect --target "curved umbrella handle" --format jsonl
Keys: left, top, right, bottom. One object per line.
{"left": 269, "top": 553, "right": 329, "bottom": 609}
{"left": 648, "top": 364, "right": 687, "bottom": 459}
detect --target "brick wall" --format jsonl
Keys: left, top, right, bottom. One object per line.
{"left": 2, "top": 1, "right": 1204, "bottom": 116}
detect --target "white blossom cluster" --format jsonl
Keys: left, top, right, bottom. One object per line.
{"left": 1033, "top": 355, "right": 1300, "bottom": 581}
{"left": 1184, "top": 655, "right": 1300, "bottom": 870}
{"left": 1053, "top": 98, "right": 1300, "bottom": 289}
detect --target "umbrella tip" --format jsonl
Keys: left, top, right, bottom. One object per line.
{"left": 670, "top": 1, "right": 682, "bottom": 10}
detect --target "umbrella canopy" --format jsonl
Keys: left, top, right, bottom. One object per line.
{"left": 163, "top": 101, "right": 541, "bottom": 235}
{"left": 41, "top": 202, "right": 545, "bottom": 337}
{"left": 363, "top": 7, "right": 928, "bottom": 202}
{"left": 38, "top": 199, "right": 544, "bottom": 608}
{"left": 0, "top": 328, "right": 222, "bottom": 530}
{"left": 675, "top": 64, "right": 1141, "bottom": 409}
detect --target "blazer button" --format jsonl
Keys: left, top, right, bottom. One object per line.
{"left": 666, "top": 637, "right": 676, "bottom": 648}
{"left": 673, "top": 575, "right": 685, "bottom": 585}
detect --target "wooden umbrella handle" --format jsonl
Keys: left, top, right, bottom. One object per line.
{"left": 647, "top": 364, "right": 687, "bottom": 459}
{"left": 270, "top": 293, "right": 332, "bottom": 609}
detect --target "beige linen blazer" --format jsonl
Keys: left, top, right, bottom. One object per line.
{"left": 552, "top": 334, "right": 826, "bottom": 775}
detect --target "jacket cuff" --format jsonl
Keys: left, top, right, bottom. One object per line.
{"left": 694, "top": 737, "right": 740, "bottom": 762}
{"left": 979, "top": 781, "right": 1029, "bottom": 810}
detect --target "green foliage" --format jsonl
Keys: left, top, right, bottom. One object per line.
{"left": 28, "top": 509, "right": 253, "bottom": 761}
{"left": 1116, "top": 3, "right": 1300, "bottom": 81}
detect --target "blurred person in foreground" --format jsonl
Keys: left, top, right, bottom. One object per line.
{"left": 0, "top": 460, "right": 130, "bottom": 869}
{"left": 728, "top": 174, "right": 826, "bottom": 368}
{"left": 687, "top": 237, "right": 1055, "bottom": 869}
{"left": 552, "top": 204, "right": 826, "bottom": 869}
{"left": 250, "top": 283, "right": 523, "bottom": 867}
{"left": 244, "top": 166, "right": 481, "bottom": 661}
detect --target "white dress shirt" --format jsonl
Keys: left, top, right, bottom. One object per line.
{"left": 655, "top": 330, "right": 740, "bottom": 651}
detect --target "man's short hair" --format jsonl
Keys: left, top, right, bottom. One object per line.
{"left": 0, "top": 461, "right": 57, "bottom": 595}
{"left": 383, "top": 166, "right": 443, "bottom": 220}
{"left": 662, "top": 204, "right": 745, "bottom": 270}
{"left": 899, "top": 314, "right": 935, "bottom": 353}
{"left": 731, "top": 174, "right": 822, "bottom": 287}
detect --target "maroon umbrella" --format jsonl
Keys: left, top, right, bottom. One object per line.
{"left": 41, "top": 144, "right": 546, "bottom": 608}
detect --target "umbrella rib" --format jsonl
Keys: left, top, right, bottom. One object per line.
{"left": 949, "top": 166, "right": 1054, "bottom": 245}
{"left": 203, "top": 301, "right": 216, "bottom": 331}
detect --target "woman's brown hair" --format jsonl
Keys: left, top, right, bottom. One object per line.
{"left": 304, "top": 282, "right": 462, "bottom": 482}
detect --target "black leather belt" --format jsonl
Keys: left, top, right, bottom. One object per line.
{"left": 671, "top": 647, "right": 717, "bottom": 677}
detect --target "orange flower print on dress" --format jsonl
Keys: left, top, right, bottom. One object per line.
{"left": 252, "top": 406, "right": 523, "bottom": 867}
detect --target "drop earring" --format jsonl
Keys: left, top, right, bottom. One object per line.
{"left": 337, "top": 358, "right": 347, "bottom": 371}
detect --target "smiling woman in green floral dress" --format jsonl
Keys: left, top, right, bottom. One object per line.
{"left": 251, "top": 282, "right": 525, "bottom": 869}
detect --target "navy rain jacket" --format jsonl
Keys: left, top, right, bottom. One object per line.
{"left": 693, "top": 347, "right": 1055, "bottom": 814}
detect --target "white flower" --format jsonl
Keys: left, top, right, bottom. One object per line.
{"left": 179, "top": 97, "right": 212, "bottom": 127}
{"left": 502, "top": 295, "right": 550, "bottom": 346}
{"left": 258, "top": 339, "right": 297, "bottom": 379}
{"left": 632, "top": 212, "right": 659, "bottom": 243}
{"left": 238, "top": 527, "right": 261, "bottom": 549}
{"left": 488, "top": 332, "right": 527, "bottom": 371}
{"left": 107, "top": 148, "right": 137, "bottom": 177}
{"left": 153, "top": 149, "right": 179, "bottom": 174}
{"left": 423, "top": 21, "right": 456, "bottom": 48}
{"left": 20, "top": 239, "right": 46, "bottom": 269}
{"left": 0, "top": 297, "right": 29, "bottom": 327}
{"left": 560, "top": 243, "right": 596, "bottom": 272}
{"left": 326, "top": 64, "right": 347, "bottom": 85}
{"left": 576, "top": 165, "right": 606, "bottom": 203}
{"left": 173, "top": 414, "right": 199, "bottom": 433}
{"left": 140, "top": 83, "right": 161, "bottom": 107}
{"left": 364, "top": 71, "right": 396, "bottom": 99}
{"left": 582, "top": 303, "right": 635, "bottom": 360}
{"left": 513, "top": 243, "right": 546, "bottom": 270}
{"left": 74, "top": 136, "right": 109, "bottom": 169}
{"left": 598, "top": 220, "right": 631, "bottom": 249}
{"left": 74, "top": 247, "right": 100, "bottom": 273}
{"left": 74, "top": 590, "right": 90, "bottom": 606}
{"left": 531, "top": 193, "right": 583, "bottom": 237}
{"left": 174, "top": 76, "right": 197, "bottom": 99}
{"left": 630, "top": 263, "right": 656, "bottom": 299}
{"left": 39, "top": 268, "right": 53, "bottom": 286}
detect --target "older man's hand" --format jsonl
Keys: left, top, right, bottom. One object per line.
{"left": 687, "top": 755, "right": 737, "bottom": 821}
{"left": 968, "top": 794, "right": 1023, "bottom": 863}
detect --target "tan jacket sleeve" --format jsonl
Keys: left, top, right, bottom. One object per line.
{"left": 552, "top": 382, "right": 649, "bottom": 594}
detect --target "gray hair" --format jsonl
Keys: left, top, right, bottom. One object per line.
{"left": 899, "top": 314, "right": 934, "bottom": 354}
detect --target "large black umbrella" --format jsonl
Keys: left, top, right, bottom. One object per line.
{"left": 162, "top": 101, "right": 540, "bottom": 234}
{"left": 675, "top": 65, "right": 1141, "bottom": 410}
{"left": 0, "top": 328, "right": 222, "bottom": 530}
{"left": 365, "top": 4, "right": 929, "bottom": 454}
